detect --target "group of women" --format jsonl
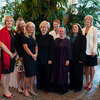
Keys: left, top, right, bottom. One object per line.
{"left": 0, "top": 15, "right": 98, "bottom": 98}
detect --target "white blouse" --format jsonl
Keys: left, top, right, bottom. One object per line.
{"left": 49, "top": 30, "right": 59, "bottom": 40}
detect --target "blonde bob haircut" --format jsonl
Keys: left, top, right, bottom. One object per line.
{"left": 84, "top": 15, "right": 93, "bottom": 26}
{"left": 39, "top": 21, "right": 50, "bottom": 32}
{"left": 24, "top": 22, "right": 35, "bottom": 39}
{"left": 16, "top": 18, "right": 25, "bottom": 34}
{"left": 3, "top": 16, "right": 14, "bottom": 26}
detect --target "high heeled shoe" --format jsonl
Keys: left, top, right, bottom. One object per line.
{"left": 18, "top": 87, "right": 23, "bottom": 93}
{"left": 28, "top": 90, "right": 38, "bottom": 96}
{"left": 44, "top": 91, "right": 48, "bottom": 94}
{"left": 87, "top": 83, "right": 93, "bottom": 90}
{"left": 3, "top": 93, "right": 14, "bottom": 98}
{"left": 84, "top": 83, "right": 89, "bottom": 89}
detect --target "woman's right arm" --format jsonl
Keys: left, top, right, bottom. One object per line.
{"left": 0, "top": 41, "right": 16, "bottom": 59}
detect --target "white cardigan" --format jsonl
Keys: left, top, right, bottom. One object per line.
{"left": 82, "top": 26, "right": 98, "bottom": 55}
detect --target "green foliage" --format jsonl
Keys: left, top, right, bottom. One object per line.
{"left": 65, "top": 0, "right": 100, "bottom": 35}
{"left": 20, "top": 0, "right": 68, "bottom": 33}
{"left": 0, "top": 0, "right": 68, "bottom": 34}
{"left": 0, "top": 0, "right": 22, "bottom": 23}
{"left": 1, "top": 0, "right": 100, "bottom": 35}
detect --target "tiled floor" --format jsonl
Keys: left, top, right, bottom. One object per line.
{"left": 0, "top": 65, "right": 100, "bottom": 100}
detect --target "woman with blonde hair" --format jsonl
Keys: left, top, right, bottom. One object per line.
{"left": 82, "top": 15, "right": 98, "bottom": 90}
{"left": 36, "top": 21, "right": 54, "bottom": 93}
{"left": 22, "top": 22, "right": 38, "bottom": 97}
{"left": 0, "top": 16, "right": 16, "bottom": 98}
{"left": 15, "top": 18, "right": 25, "bottom": 93}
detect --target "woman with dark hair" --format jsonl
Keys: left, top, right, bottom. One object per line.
{"left": 69, "top": 23, "right": 86, "bottom": 92}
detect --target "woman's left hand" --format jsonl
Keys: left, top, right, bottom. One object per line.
{"left": 10, "top": 53, "right": 16, "bottom": 59}
{"left": 65, "top": 60, "right": 69, "bottom": 66}
{"left": 48, "top": 60, "right": 52, "bottom": 64}
{"left": 32, "top": 54, "right": 37, "bottom": 61}
{"left": 92, "top": 52, "right": 96, "bottom": 57}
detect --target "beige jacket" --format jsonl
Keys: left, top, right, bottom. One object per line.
{"left": 82, "top": 26, "right": 98, "bottom": 55}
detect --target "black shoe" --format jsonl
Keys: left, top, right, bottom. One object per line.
{"left": 74, "top": 88, "right": 82, "bottom": 92}
{"left": 58, "top": 90, "right": 68, "bottom": 95}
{"left": 58, "top": 89, "right": 68, "bottom": 95}
{"left": 68, "top": 86, "right": 74, "bottom": 90}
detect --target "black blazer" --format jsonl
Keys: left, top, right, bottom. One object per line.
{"left": 36, "top": 33, "right": 54, "bottom": 64}
{"left": 70, "top": 34, "right": 86, "bottom": 63}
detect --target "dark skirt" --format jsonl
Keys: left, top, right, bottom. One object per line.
{"left": 85, "top": 55, "right": 97, "bottom": 66}
{"left": 23, "top": 55, "right": 37, "bottom": 77}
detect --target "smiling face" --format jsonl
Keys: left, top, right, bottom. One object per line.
{"left": 5, "top": 18, "right": 13, "bottom": 28}
{"left": 41, "top": 25, "right": 48, "bottom": 35}
{"left": 19, "top": 20, "right": 25, "bottom": 31}
{"left": 27, "top": 24, "right": 34, "bottom": 35}
{"left": 59, "top": 28, "right": 65, "bottom": 38}
{"left": 85, "top": 17, "right": 92, "bottom": 26}
{"left": 53, "top": 22, "right": 60, "bottom": 30}
{"left": 72, "top": 24, "right": 79, "bottom": 34}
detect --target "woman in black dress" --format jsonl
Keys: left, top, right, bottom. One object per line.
{"left": 36, "top": 21, "right": 54, "bottom": 93}
{"left": 69, "top": 23, "right": 86, "bottom": 92}
{"left": 0, "top": 16, "right": 16, "bottom": 98}
{"left": 15, "top": 18, "right": 25, "bottom": 93}
{"left": 22, "top": 22, "right": 38, "bottom": 97}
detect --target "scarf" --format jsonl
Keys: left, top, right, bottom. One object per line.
{"left": 0, "top": 27, "right": 11, "bottom": 70}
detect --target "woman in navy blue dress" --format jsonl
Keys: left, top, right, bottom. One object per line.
{"left": 22, "top": 22, "right": 38, "bottom": 97}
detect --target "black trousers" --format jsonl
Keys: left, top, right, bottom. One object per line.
{"left": 69, "top": 62, "right": 83, "bottom": 90}
{"left": 37, "top": 63, "right": 52, "bottom": 91}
